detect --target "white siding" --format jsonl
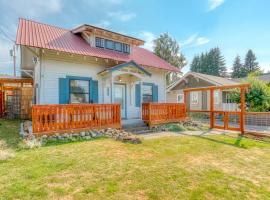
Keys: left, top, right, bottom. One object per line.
{"left": 37, "top": 56, "right": 167, "bottom": 119}
{"left": 39, "top": 58, "right": 105, "bottom": 104}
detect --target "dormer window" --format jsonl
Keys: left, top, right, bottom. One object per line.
{"left": 115, "top": 42, "right": 122, "bottom": 52}
{"left": 95, "top": 37, "right": 130, "bottom": 54}
{"left": 95, "top": 37, "right": 104, "bottom": 48}
{"left": 105, "top": 40, "right": 114, "bottom": 50}
{"left": 123, "top": 44, "right": 130, "bottom": 54}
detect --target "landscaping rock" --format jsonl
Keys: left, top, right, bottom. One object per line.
{"left": 80, "top": 132, "right": 86, "bottom": 137}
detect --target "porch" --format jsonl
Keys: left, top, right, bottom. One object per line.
{"left": 31, "top": 103, "right": 186, "bottom": 135}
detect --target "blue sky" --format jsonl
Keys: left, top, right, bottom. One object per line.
{"left": 0, "top": 0, "right": 270, "bottom": 75}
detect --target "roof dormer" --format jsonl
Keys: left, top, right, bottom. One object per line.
{"left": 71, "top": 24, "right": 144, "bottom": 54}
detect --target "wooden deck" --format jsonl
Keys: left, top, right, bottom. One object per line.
{"left": 32, "top": 104, "right": 121, "bottom": 135}
{"left": 142, "top": 103, "right": 186, "bottom": 127}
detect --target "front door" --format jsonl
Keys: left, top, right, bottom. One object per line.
{"left": 114, "top": 84, "right": 126, "bottom": 118}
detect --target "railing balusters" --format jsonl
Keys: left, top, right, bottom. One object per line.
{"left": 142, "top": 103, "right": 186, "bottom": 127}
{"left": 32, "top": 104, "right": 121, "bottom": 134}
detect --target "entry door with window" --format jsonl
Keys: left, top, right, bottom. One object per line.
{"left": 114, "top": 84, "right": 126, "bottom": 118}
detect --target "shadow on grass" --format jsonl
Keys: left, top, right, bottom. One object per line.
{"left": 44, "top": 136, "right": 107, "bottom": 147}
{"left": 0, "top": 119, "right": 22, "bottom": 150}
{"left": 181, "top": 130, "right": 248, "bottom": 149}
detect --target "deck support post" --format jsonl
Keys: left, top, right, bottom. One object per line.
{"left": 240, "top": 87, "right": 245, "bottom": 134}
{"left": 210, "top": 89, "right": 214, "bottom": 129}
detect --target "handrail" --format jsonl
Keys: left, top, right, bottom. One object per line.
{"left": 142, "top": 103, "right": 186, "bottom": 127}
{"left": 32, "top": 103, "right": 121, "bottom": 134}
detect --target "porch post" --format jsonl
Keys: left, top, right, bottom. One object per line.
{"left": 240, "top": 86, "right": 245, "bottom": 134}
{"left": 111, "top": 75, "right": 114, "bottom": 103}
{"left": 210, "top": 89, "right": 214, "bottom": 129}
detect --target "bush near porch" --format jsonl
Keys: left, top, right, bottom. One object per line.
{"left": 0, "top": 119, "right": 270, "bottom": 199}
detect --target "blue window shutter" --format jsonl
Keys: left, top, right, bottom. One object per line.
{"left": 153, "top": 84, "right": 158, "bottom": 102}
{"left": 135, "top": 83, "right": 141, "bottom": 107}
{"left": 59, "top": 78, "right": 69, "bottom": 104}
{"left": 91, "top": 80, "right": 99, "bottom": 103}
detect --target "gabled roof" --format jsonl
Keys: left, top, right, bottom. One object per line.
{"left": 98, "top": 60, "right": 151, "bottom": 76}
{"left": 167, "top": 72, "right": 238, "bottom": 91}
{"left": 16, "top": 18, "right": 179, "bottom": 72}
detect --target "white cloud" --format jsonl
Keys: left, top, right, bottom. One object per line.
{"left": 108, "top": 11, "right": 136, "bottom": 22}
{"left": 93, "top": 20, "right": 111, "bottom": 28}
{"left": 3, "top": 0, "right": 62, "bottom": 18}
{"left": 208, "top": 0, "right": 225, "bottom": 11}
{"left": 139, "top": 31, "right": 156, "bottom": 51}
{"left": 196, "top": 37, "right": 210, "bottom": 45}
{"left": 180, "top": 34, "right": 210, "bottom": 48}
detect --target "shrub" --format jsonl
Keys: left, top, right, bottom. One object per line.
{"left": 167, "top": 124, "right": 186, "bottom": 132}
{"left": 229, "top": 73, "right": 270, "bottom": 112}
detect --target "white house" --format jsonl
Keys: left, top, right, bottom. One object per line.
{"left": 16, "top": 18, "right": 179, "bottom": 119}
{"left": 167, "top": 72, "right": 240, "bottom": 111}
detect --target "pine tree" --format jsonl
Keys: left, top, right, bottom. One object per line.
{"left": 190, "top": 47, "right": 226, "bottom": 77}
{"left": 190, "top": 55, "right": 200, "bottom": 72}
{"left": 244, "top": 49, "right": 260, "bottom": 74}
{"left": 231, "top": 55, "right": 244, "bottom": 78}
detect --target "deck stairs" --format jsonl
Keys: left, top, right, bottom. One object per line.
{"left": 122, "top": 119, "right": 154, "bottom": 134}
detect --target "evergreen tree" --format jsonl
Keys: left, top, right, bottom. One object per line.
{"left": 231, "top": 55, "right": 244, "bottom": 78}
{"left": 190, "top": 47, "right": 226, "bottom": 77}
{"left": 153, "top": 33, "right": 186, "bottom": 85}
{"left": 244, "top": 49, "right": 260, "bottom": 75}
{"left": 190, "top": 55, "right": 200, "bottom": 72}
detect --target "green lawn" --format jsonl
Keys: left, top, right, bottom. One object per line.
{"left": 0, "top": 119, "right": 270, "bottom": 200}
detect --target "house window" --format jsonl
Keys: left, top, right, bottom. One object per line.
{"left": 69, "top": 80, "right": 90, "bottom": 103}
{"left": 123, "top": 44, "right": 130, "bottom": 54}
{"left": 95, "top": 37, "right": 104, "bottom": 48}
{"left": 191, "top": 91, "right": 198, "bottom": 104}
{"left": 105, "top": 40, "right": 114, "bottom": 50}
{"left": 115, "top": 42, "right": 122, "bottom": 52}
{"left": 214, "top": 90, "right": 219, "bottom": 104}
{"left": 142, "top": 85, "right": 153, "bottom": 103}
{"left": 177, "top": 94, "right": 184, "bottom": 103}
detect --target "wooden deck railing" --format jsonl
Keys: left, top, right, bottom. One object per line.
{"left": 142, "top": 103, "right": 186, "bottom": 127}
{"left": 32, "top": 104, "right": 121, "bottom": 135}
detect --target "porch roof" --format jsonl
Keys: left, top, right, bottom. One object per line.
{"left": 98, "top": 60, "right": 152, "bottom": 77}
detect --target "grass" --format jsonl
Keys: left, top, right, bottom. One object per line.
{"left": 0, "top": 119, "right": 270, "bottom": 199}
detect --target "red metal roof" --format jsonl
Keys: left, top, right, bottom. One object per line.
{"left": 16, "top": 18, "right": 179, "bottom": 72}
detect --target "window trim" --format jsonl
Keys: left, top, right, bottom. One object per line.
{"left": 142, "top": 83, "right": 153, "bottom": 103}
{"left": 214, "top": 90, "right": 219, "bottom": 105}
{"left": 177, "top": 94, "right": 184, "bottom": 103}
{"left": 95, "top": 37, "right": 104, "bottom": 48}
{"left": 190, "top": 91, "right": 199, "bottom": 105}
{"left": 68, "top": 78, "right": 90, "bottom": 104}
{"left": 95, "top": 37, "right": 130, "bottom": 54}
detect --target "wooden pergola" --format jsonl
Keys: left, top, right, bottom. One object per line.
{"left": 183, "top": 83, "right": 249, "bottom": 134}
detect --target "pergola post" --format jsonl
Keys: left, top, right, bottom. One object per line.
{"left": 184, "top": 91, "right": 188, "bottom": 111}
{"left": 210, "top": 89, "right": 214, "bottom": 129}
{"left": 240, "top": 87, "right": 245, "bottom": 134}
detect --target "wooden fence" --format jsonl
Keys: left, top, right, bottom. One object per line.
{"left": 32, "top": 104, "right": 121, "bottom": 135}
{"left": 142, "top": 103, "right": 186, "bottom": 127}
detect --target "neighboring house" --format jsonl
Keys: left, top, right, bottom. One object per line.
{"left": 16, "top": 18, "right": 179, "bottom": 119}
{"left": 234, "top": 72, "right": 270, "bottom": 84}
{"left": 166, "top": 72, "right": 239, "bottom": 111}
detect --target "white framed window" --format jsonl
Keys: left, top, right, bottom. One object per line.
{"left": 177, "top": 94, "right": 184, "bottom": 103}
{"left": 214, "top": 90, "right": 219, "bottom": 104}
{"left": 191, "top": 91, "right": 199, "bottom": 104}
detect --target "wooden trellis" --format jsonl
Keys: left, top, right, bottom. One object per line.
{"left": 183, "top": 84, "right": 249, "bottom": 134}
